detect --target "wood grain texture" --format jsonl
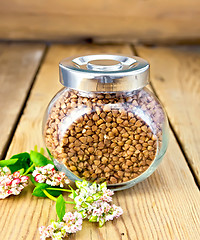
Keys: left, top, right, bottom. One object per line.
{"left": 1, "top": 44, "right": 200, "bottom": 240}
{"left": 136, "top": 46, "right": 200, "bottom": 185}
{"left": 0, "top": 43, "right": 45, "bottom": 158}
{"left": 0, "top": 0, "right": 200, "bottom": 43}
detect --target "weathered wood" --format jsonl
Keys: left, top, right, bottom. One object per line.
{"left": 0, "top": 43, "right": 45, "bottom": 158}
{"left": 136, "top": 46, "right": 200, "bottom": 185}
{"left": 1, "top": 44, "right": 200, "bottom": 240}
{"left": 0, "top": 0, "right": 200, "bottom": 43}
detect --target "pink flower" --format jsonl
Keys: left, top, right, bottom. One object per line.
{"left": 12, "top": 178, "right": 21, "bottom": 186}
{"left": 34, "top": 174, "right": 46, "bottom": 183}
{"left": 5, "top": 179, "right": 12, "bottom": 186}
{"left": 0, "top": 167, "right": 11, "bottom": 176}
{"left": 100, "top": 189, "right": 114, "bottom": 202}
{"left": 63, "top": 211, "right": 82, "bottom": 233}
{"left": 7, "top": 190, "right": 12, "bottom": 194}
{"left": 39, "top": 212, "right": 82, "bottom": 240}
{"left": 32, "top": 164, "right": 69, "bottom": 187}
{"left": 13, "top": 171, "right": 20, "bottom": 178}
{"left": 0, "top": 167, "right": 29, "bottom": 199}
{"left": 21, "top": 176, "right": 29, "bottom": 182}
{"left": 105, "top": 204, "right": 123, "bottom": 221}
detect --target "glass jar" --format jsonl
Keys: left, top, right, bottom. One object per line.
{"left": 43, "top": 54, "right": 169, "bottom": 190}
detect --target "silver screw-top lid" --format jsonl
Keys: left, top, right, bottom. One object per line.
{"left": 59, "top": 54, "right": 149, "bottom": 92}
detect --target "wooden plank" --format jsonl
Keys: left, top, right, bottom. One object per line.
{"left": 136, "top": 46, "right": 200, "bottom": 185}
{"left": 0, "top": 0, "right": 200, "bottom": 43}
{"left": 0, "top": 43, "right": 45, "bottom": 158}
{"left": 1, "top": 44, "right": 200, "bottom": 240}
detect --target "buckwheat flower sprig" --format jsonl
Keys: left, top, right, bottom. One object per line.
{"left": 0, "top": 147, "right": 123, "bottom": 240}
{"left": 39, "top": 211, "right": 82, "bottom": 240}
{"left": 32, "top": 164, "right": 70, "bottom": 187}
{"left": 38, "top": 180, "right": 123, "bottom": 239}
{"left": 0, "top": 167, "right": 29, "bottom": 199}
{"left": 68, "top": 180, "right": 123, "bottom": 227}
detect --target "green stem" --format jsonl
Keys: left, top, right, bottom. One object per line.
{"left": 46, "top": 188, "right": 72, "bottom": 192}
{"left": 65, "top": 201, "right": 75, "bottom": 204}
{"left": 24, "top": 163, "right": 35, "bottom": 175}
{"left": 42, "top": 189, "right": 57, "bottom": 202}
{"left": 42, "top": 190, "right": 75, "bottom": 204}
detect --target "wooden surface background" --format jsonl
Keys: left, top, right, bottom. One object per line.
{"left": 0, "top": 43, "right": 45, "bottom": 159}
{"left": 136, "top": 46, "right": 200, "bottom": 185}
{"left": 1, "top": 2, "right": 200, "bottom": 238}
{"left": 0, "top": 0, "right": 200, "bottom": 43}
{"left": 0, "top": 43, "right": 199, "bottom": 239}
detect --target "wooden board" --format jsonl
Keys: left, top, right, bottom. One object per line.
{"left": 0, "top": 43, "right": 45, "bottom": 158}
{"left": 1, "top": 44, "right": 200, "bottom": 240}
{"left": 0, "top": 0, "right": 200, "bottom": 43}
{"left": 136, "top": 46, "right": 200, "bottom": 185}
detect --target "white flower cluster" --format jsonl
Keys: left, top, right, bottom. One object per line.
{"left": 39, "top": 211, "right": 82, "bottom": 240}
{"left": 32, "top": 164, "right": 69, "bottom": 187}
{"left": 71, "top": 181, "right": 123, "bottom": 227}
{"left": 0, "top": 167, "right": 29, "bottom": 199}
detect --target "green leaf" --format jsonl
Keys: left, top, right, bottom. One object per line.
{"left": 31, "top": 175, "right": 39, "bottom": 186}
{"left": 78, "top": 210, "right": 87, "bottom": 218}
{"left": 40, "top": 148, "right": 44, "bottom": 155}
{"left": 56, "top": 195, "right": 66, "bottom": 221}
{"left": 79, "top": 187, "right": 87, "bottom": 196}
{"left": 75, "top": 181, "right": 82, "bottom": 189}
{"left": 0, "top": 153, "right": 30, "bottom": 174}
{"left": 34, "top": 145, "right": 38, "bottom": 152}
{"left": 92, "top": 193, "right": 102, "bottom": 201}
{"left": 99, "top": 218, "right": 106, "bottom": 227}
{"left": 32, "top": 183, "right": 50, "bottom": 197}
{"left": 10, "top": 152, "right": 31, "bottom": 173}
{"left": 32, "top": 183, "right": 61, "bottom": 197}
{"left": 89, "top": 215, "right": 98, "bottom": 222}
{"left": 46, "top": 148, "right": 54, "bottom": 161}
{"left": 81, "top": 202, "right": 88, "bottom": 208}
{"left": 68, "top": 186, "right": 77, "bottom": 199}
{"left": 11, "top": 152, "right": 30, "bottom": 161}
{"left": 100, "top": 182, "right": 107, "bottom": 190}
{"left": 0, "top": 152, "right": 31, "bottom": 174}
{"left": 75, "top": 180, "right": 88, "bottom": 189}
{"left": 30, "top": 151, "right": 53, "bottom": 167}
{"left": 18, "top": 168, "right": 24, "bottom": 175}
{"left": 42, "top": 189, "right": 57, "bottom": 201}
{"left": 91, "top": 182, "right": 97, "bottom": 189}
{"left": 0, "top": 158, "right": 18, "bottom": 167}
{"left": 86, "top": 196, "right": 94, "bottom": 203}
{"left": 34, "top": 145, "right": 46, "bottom": 157}
{"left": 81, "top": 180, "right": 88, "bottom": 187}
{"left": 68, "top": 193, "right": 73, "bottom": 199}
{"left": 43, "top": 188, "right": 62, "bottom": 197}
{"left": 23, "top": 163, "right": 35, "bottom": 175}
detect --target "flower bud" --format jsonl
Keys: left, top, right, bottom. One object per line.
{"left": 12, "top": 178, "right": 21, "bottom": 186}
{"left": 5, "top": 179, "right": 12, "bottom": 186}
{"left": 34, "top": 174, "right": 42, "bottom": 182}
{"left": 21, "top": 176, "right": 29, "bottom": 182}
{"left": 13, "top": 171, "right": 20, "bottom": 178}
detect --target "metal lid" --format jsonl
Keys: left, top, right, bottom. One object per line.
{"left": 59, "top": 54, "right": 149, "bottom": 92}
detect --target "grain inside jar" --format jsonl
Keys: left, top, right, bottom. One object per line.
{"left": 44, "top": 88, "right": 164, "bottom": 185}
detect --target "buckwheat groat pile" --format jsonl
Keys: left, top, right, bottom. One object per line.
{"left": 44, "top": 88, "right": 164, "bottom": 184}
